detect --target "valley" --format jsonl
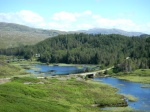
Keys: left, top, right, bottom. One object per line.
{"left": 0, "top": 57, "right": 150, "bottom": 111}
{"left": 0, "top": 23, "right": 150, "bottom": 112}
{"left": 1, "top": 0, "right": 150, "bottom": 111}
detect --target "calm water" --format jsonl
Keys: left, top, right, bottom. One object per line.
{"left": 94, "top": 77, "right": 150, "bottom": 111}
{"left": 27, "top": 64, "right": 85, "bottom": 76}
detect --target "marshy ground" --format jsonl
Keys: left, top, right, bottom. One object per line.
{"left": 0, "top": 59, "right": 149, "bottom": 112}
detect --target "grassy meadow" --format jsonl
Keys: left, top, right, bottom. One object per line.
{"left": 115, "top": 69, "right": 150, "bottom": 84}
{"left": 0, "top": 60, "right": 29, "bottom": 78}
{"left": 0, "top": 56, "right": 141, "bottom": 112}
{"left": 0, "top": 76, "right": 133, "bottom": 112}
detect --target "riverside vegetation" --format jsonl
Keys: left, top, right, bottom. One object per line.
{"left": 111, "top": 67, "right": 150, "bottom": 84}
{"left": 0, "top": 76, "right": 131, "bottom": 112}
{"left": 0, "top": 61, "right": 29, "bottom": 78}
{"left": 105, "top": 68, "right": 150, "bottom": 84}
{"left": 0, "top": 58, "right": 135, "bottom": 112}
{"left": 0, "top": 33, "right": 150, "bottom": 111}
{"left": 0, "top": 33, "right": 150, "bottom": 83}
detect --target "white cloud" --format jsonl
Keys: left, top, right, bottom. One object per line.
{"left": 0, "top": 10, "right": 46, "bottom": 28}
{"left": 0, "top": 10, "right": 150, "bottom": 33}
{"left": 52, "top": 11, "right": 77, "bottom": 22}
{"left": 17, "top": 10, "right": 44, "bottom": 24}
{"left": 48, "top": 11, "right": 150, "bottom": 33}
{"left": 82, "top": 10, "right": 92, "bottom": 16}
{"left": 92, "top": 15, "right": 138, "bottom": 31}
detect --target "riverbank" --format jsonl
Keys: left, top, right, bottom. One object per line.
{"left": 0, "top": 76, "right": 132, "bottom": 112}
{"left": 0, "top": 60, "right": 30, "bottom": 78}
{"left": 1, "top": 60, "right": 149, "bottom": 111}
{"left": 116, "top": 76, "right": 150, "bottom": 84}
{"left": 2, "top": 59, "right": 150, "bottom": 84}
{"left": 114, "top": 69, "right": 150, "bottom": 84}
{"left": 96, "top": 77, "right": 150, "bottom": 111}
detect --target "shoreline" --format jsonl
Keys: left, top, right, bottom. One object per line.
{"left": 3, "top": 60, "right": 150, "bottom": 84}
{"left": 2, "top": 61, "right": 150, "bottom": 111}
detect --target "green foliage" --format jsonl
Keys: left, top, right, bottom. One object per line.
{"left": 104, "top": 69, "right": 114, "bottom": 75}
{"left": 0, "top": 82, "right": 69, "bottom": 112}
{"left": 116, "top": 69, "right": 150, "bottom": 83}
{"left": 1, "top": 34, "right": 150, "bottom": 70}
{"left": 133, "top": 69, "right": 150, "bottom": 76}
{"left": 0, "top": 77, "right": 128, "bottom": 112}
{"left": 11, "top": 77, "right": 40, "bottom": 83}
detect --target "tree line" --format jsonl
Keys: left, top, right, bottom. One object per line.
{"left": 0, "top": 33, "right": 150, "bottom": 72}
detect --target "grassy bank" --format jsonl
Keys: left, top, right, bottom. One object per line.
{"left": 0, "top": 58, "right": 135, "bottom": 111}
{"left": 0, "top": 60, "right": 29, "bottom": 78}
{"left": 0, "top": 76, "right": 131, "bottom": 112}
{"left": 123, "top": 94, "right": 138, "bottom": 102}
{"left": 115, "top": 69, "right": 150, "bottom": 84}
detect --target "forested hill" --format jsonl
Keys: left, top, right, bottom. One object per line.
{"left": 0, "top": 33, "right": 150, "bottom": 70}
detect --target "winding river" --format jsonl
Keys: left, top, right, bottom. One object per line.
{"left": 94, "top": 77, "right": 150, "bottom": 111}
{"left": 26, "top": 64, "right": 150, "bottom": 111}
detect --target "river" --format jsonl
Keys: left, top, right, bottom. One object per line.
{"left": 27, "top": 64, "right": 86, "bottom": 76}
{"left": 26, "top": 64, "right": 150, "bottom": 111}
{"left": 94, "top": 77, "right": 150, "bottom": 111}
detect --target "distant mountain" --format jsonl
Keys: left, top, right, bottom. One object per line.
{"left": 0, "top": 22, "right": 66, "bottom": 49}
{"left": 0, "top": 22, "right": 147, "bottom": 49}
{"left": 81, "top": 28, "right": 144, "bottom": 36}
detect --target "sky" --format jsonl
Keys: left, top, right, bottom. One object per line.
{"left": 0, "top": 0, "right": 150, "bottom": 33}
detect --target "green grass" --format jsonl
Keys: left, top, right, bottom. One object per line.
{"left": 0, "top": 82, "right": 69, "bottom": 112}
{"left": 0, "top": 57, "right": 42, "bottom": 78}
{"left": 117, "top": 76, "right": 150, "bottom": 84}
{"left": 0, "top": 77, "right": 128, "bottom": 112}
{"left": 115, "top": 69, "right": 150, "bottom": 84}
{"left": 123, "top": 94, "right": 138, "bottom": 102}
{"left": 133, "top": 69, "right": 150, "bottom": 76}
{"left": 0, "top": 55, "right": 13, "bottom": 60}
{"left": 0, "top": 60, "right": 28, "bottom": 78}
{"left": 101, "top": 107, "right": 134, "bottom": 112}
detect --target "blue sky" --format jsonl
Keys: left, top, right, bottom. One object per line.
{"left": 0, "top": 0, "right": 150, "bottom": 33}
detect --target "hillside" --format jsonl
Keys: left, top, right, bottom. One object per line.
{"left": 1, "top": 22, "right": 148, "bottom": 49}
{"left": 0, "top": 22, "right": 66, "bottom": 49}
{"left": 1, "top": 33, "right": 150, "bottom": 70}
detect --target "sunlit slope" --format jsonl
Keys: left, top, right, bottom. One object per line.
{"left": 0, "top": 22, "right": 66, "bottom": 49}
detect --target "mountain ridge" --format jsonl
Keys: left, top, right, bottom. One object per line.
{"left": 0, "top": 22, "right": 147, "bottom": 49}
{"left": 81, "top": 28, "right": 144, "bottom": 36}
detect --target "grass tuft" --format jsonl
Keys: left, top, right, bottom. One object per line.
{"left": 123, "top": 94, "right": 138, "bottom": 102}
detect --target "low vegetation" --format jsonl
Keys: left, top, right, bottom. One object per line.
{"left": 0, "top": 60, "right": 28, "bottom": 78}
{"left": 114, "top": 69, "right": 150, "bottom": 84}
{"left": 0, "top": 76, "right": 130, "bottom": 112}
{"left": 123, "top": 94, "right": 138, "bottom": 102}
